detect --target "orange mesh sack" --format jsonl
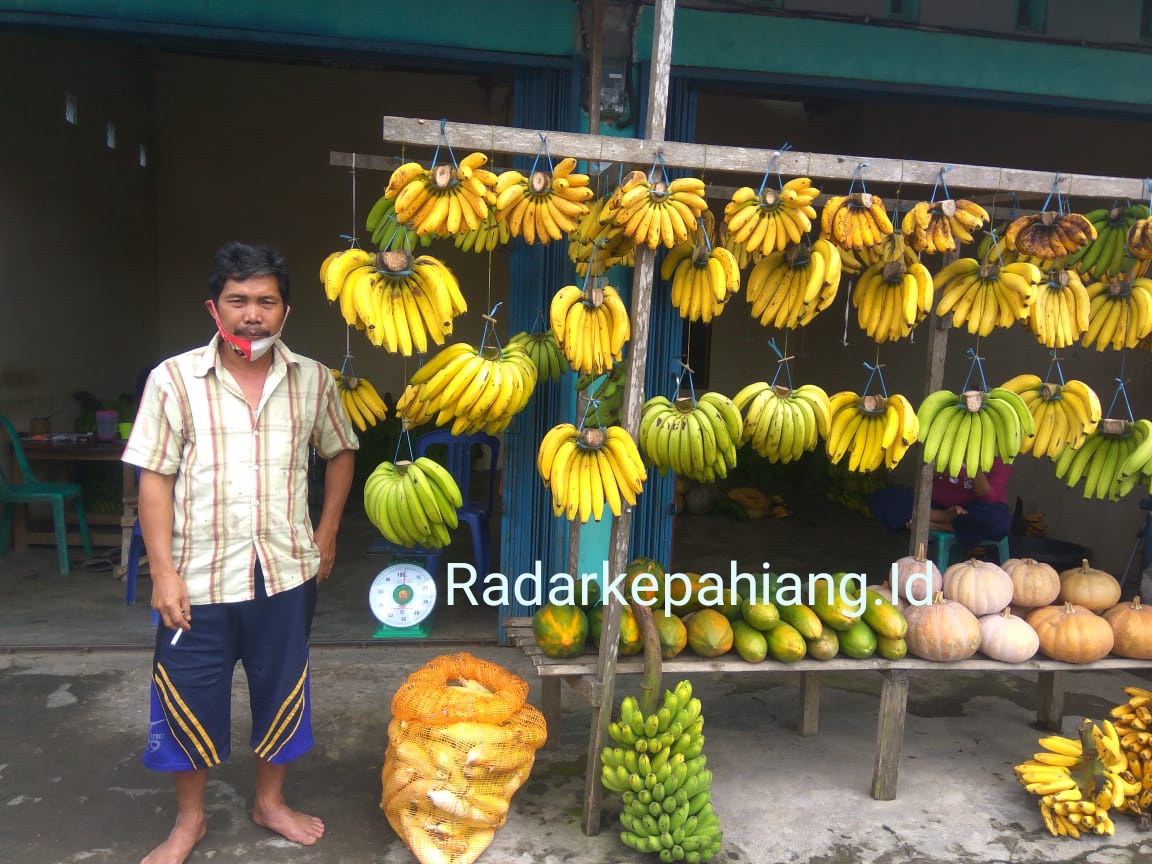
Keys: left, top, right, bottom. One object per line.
{"left": 380, "top": 652, "right": 547, "bottom": 864}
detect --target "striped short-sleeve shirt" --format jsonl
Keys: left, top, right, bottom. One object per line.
{"left": 123, "top": 336, "right": 359, "bottom": 604}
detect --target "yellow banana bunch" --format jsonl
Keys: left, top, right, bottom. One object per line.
{"left": 852, "top": 250, "right": 934, "bottom": 343}
{"left": 838, "top": 233, "right": 918, "bottom": 277}
{"left": 1021, "top": 268, "right": 1091, "bottom": 348}
{"left": 1068, "top": 205, "right": 1149, "bottom": 278}
{"left": 331, "top": 369, "right": 388, "bottom": 432}
{"left": 1107, "top": 686, "right": 1152, "bottom": 816}
{"left": 454, "top": 208, "right": 512, "bottom": 254}
{"left": 637, "top": 392, "right": 743, "bottom": 483}
{"left": 901, "top": 199, "right": 988, "bottom": 254}
{"left": 1127, "top": 216, "right": 1152, "bottom": 260}
{"left": 820, "top": 192, "right": 894, "bottom": 250}
{"left": 537, "top": 424, "right": 645, "bottom": 521}
{"left": 384, "top": 152, "right": 498, "bottom": 238}
{"left": 932, "top": 257, "right": 1041, "bottom": 337}
{"left": 493, "top": 156, "right": 596, "bottom": 245}
{"left": 395, "top": 383, "right": 435, "bottom": 429}
{"left": 550, "top": 284, "right": 631, "bottom": 375}
{"left": 999, "top": 373, "right": 1101, "bottom": 458}
{"left": 916, "top": 387, "right": 1034, "bottom": 476}
{"left": 1053, "top": 418, "right": 1152, "bottom": 501}
{"left": 825, "top": 390, "right": 919, "bottom": 472}
{"left": 722, "top": 177, "right": 820, "bottom": 257}
{"left": 731, "top": 381, "right": 831, "bottom": 464}
{"left": 745, "top": 238, "right": 842, "bottom": 330}
{"left": 363, "top": 456, "right": 463, "bottom": 548}
{"left": 568, "top": 197, "right": 636, "bottom": 276}
{"left": 660, "top": 241, "right": 741, "bottom": 323}
{"left": 406, "top": 341, "right": 538, "bottom": 436}
{"left": 1005, "top": 210, "right": 1097, "bottom": 260}
{"left": 1081, "top": 275, "right": 1152, "bottom": 351}
{"left": 600, "top": 171, "right": 710, "bottom": 250}
{"left": 507, "top": 330, "right": 569, "bottom": 383}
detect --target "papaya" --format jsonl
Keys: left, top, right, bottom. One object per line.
{"left": 861, "top": 588, "right": 908, "bottom": 639}
{"left": 809, "top": 580, "right": 862, "bottom": 632}
{"left": 731, "top": 619, "right": 768, "bottom": 663}
{"left": 664, "top": 571, "right": 713, "bottom": 614}
{"left": 652, "top": 610, "right": 688, "bottom": 660}
{"left": 777, "top": 601, "right": 823, "bottom": 640}
{"left": 765, "top": 621, "right": 807, "bottom": 662}
{"left": 740, "top": 597, "right": 780, "bottom": 632}
{"left": 877, "top": 635, "right": 907, "bottom": 661}
{"left": 806, "top": 629, "right": 840, "bottom": 661}
{"left": 587, "top": 604, "right": 643, "bottom": 654}
{"left": 684, "top": 608, "right": 734, "bottom": 657}
{"left": 712, "top": 590, "right": 743, "bottom": 622}
{"left": 532, "top": 602, "right": 589, "bottom": 658}
{"left": 577, "top": 573, "right": 601, "bottom": 610}
{"left": 623, "top": 556, "right": 666, "bottom": 608}
{"left": 839, "top": 618, "right": 878, "bottom": 659}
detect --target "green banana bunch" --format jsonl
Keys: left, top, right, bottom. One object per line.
{"left": 916, "top": 387, "right": 1035, "bottom": 476}
{"left": 364, "top": 192, "right": 436, "bottom": 252}
{"left": 601, "top": 680, "right": 723, "bottom": 863}
{"left": 1053, "top": 417, "right": 1152, "bottom": 501}
{"left": 363, "top": 456, "right": 463, "bottom": 548}
{"left": 1067, "top": 205, "right": 1149, "bottom": 281}
{"left": 508, "top": 330, "right": 570, "bottom": 383}
{"left": 638, "top": 392, "right": 743, "bottom": 483}
{"left": 577, "top": 360, "right": 629, "bottom": 427}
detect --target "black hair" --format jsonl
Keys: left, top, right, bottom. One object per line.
{"left": 208, "top": 242, "right": 290, "bottom": 305}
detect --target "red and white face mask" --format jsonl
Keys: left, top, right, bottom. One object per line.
{"left": 209, "top": 303, "right": 289, "bottom": 361}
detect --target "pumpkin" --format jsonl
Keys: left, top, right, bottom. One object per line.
{"left": 1001, "top": 557, "right": 1061, "bottom": 609}
{"left": 1103, "top": 596, "right": 1152, "bottom": 659}
{"left": 890, "top": 542, "right": 942, "bottom": 605}
{"left": 905, "top": 592, "right": 982, "bottom": 662}
{"left": 652, "top": 610, "right": 689, "bottom": 659}
{"left": 978, "top": 607, "right": 1039, "bottom": 663}
{"left": 531, "top": 602, "right": 589, "bottom": 658}
{"left": 1058, "top": 559, "right": 1121, "bottom": 613}
{"left": 942, "top": 558, "right": 1014, "bottom": 616}
{"left": 1028, "top": 602, "right": 1114, "bottom": 663}
{"left": 684, "top": 608, "right": 734, "bottom": 658}
{"left": 588, "top": 603, "right": 644, "bottom": 655}
{"left": 623, "top": 556, "right": 666, "bottom": 608}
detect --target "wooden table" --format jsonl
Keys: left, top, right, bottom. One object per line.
{"left": 503, "top": 617, "right": 1152, "bottom": 832}
{"left": 8, "top": 438, "right": 136, "bottom": 552}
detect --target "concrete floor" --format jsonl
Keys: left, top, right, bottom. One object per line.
{"left": 4, "top": 491, "right": 1152, "bottom": 863}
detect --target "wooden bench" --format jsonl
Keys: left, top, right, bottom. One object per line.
{"left": 503, "top": 617, "right": 1152, "bottom": 832}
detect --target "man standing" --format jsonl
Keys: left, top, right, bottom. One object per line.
{"left": 124, "top": 242, "right": 358, "bottom": 864}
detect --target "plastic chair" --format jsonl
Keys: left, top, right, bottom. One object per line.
{"left": 929, "top": 528, "right": 1010, "bottom": 574}
{"left": 0, "top": 416, "right": 93, "bottom": 575}
{"left": 123, "top": 467, "right": 160, "bottom": 624}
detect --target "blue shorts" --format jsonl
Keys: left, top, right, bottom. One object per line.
{"left": 143, "top": 565, "right": 317, "bottom": 772}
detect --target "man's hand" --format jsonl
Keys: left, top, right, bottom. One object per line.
{"left": 947, "top": 505, "right": 968, "bottom": 520}
{"left": 152, "top": 570, "right": 192, "bottom": 631}
{"left": 314, "top": 525, "right": 337, "bottom": 583}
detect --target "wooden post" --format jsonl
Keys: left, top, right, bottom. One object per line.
{"left": 871, "top": 669, "right": 909, "bottom": 800}
{"left": 582, "top": 0, "right": 677, "bottom": 837}
{"left": 1036, "top": 671, "right": 1067, "bottom": 731}
{"left": 542, "top": 678, "right": 562, "bottom": 749}
{"left": 799, "top": 671, "right": 821, "bottom": 737}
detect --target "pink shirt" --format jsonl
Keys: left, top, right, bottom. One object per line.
{"left": 931, "top": 458, "right": 1011, "bottom": 508}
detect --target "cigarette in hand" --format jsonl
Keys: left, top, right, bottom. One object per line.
{"left": 170, "top": 628, "right": 183, "bottom": 646}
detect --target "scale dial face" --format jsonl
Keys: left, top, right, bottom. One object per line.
{"left": 369, "top": 563, "right": 436, "bottom": 628}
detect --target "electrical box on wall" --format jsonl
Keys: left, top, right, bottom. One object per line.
{"left": 599, "top": 63, "right": 629, "bottom": 125}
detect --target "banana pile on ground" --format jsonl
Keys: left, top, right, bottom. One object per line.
{"left": 638, "top": 392, "right": 743, "bottom": 483}
{"left": 932, "top": 257, "right": 1042, "bottom": 337}
{"left": 1013, "top": 720, "right": 1139, "bottom": 838}
{"left": 900, "top": 199, "right": 989, "bottom": 254}
{"left": 732, "top": 381, "right": 831, "bottom": 464}
{"left": 577, "top": 360, "right": 628, "bottom": 426}
{"left": 493, "top": 157, "right": 595, "bottom": 244}
{"left": 1081, "top": 274, "right": 1152, "bottom": 351}
{"left": 917, "top": 387, "right": 1034, "bottom": 476}
{"left": 724, "top": 486, "right": 781, "bottom": 519}
{"left": 405, "top": 341, "right": 538, "bottom": 435}
{"left": 722, "top": 177, "right": 820, "bottom": 256}
{"left": 600, "top": 172, "right": 711, "bottom": 250}
{"left": 363, "top": 457, "right": 462, "bottom": 548}
{"left": 820, "top": 192, "right": 894, "bottom": 249}
{"left": 852, "top": 243, "right": 934, "bottom": 343}
{"left": 507, "top": 330, "right": 569, "bottom": 383}
{"left": 537, "top": 423, "right": 645, "bottom": 521}
{"left": 1022, "top": 268, "right": 1090, "bottom": 348}
{"left": 826, "top": 461, "right": 887, "bottom": 516}
{"left": 745, "top": 238, "right": 843, "bottom": 329}
{"left": 320, "top": 248, "right": 466, "bottom": 355}
{"left": 454, "top": 209, "right": 511, "bottom": 254}
{"left": 549, "top": 283, "right": 631, "bottom": 375}
{"left": 826, "top": 390, "right": 919, "bottom": 472}
{"left": 660, "top": 240, "right": 742, "bottom": 323}
{"left": 364, "top": 194, "right": 434, "bottom": 253}
{"left": 1005, "top": 210, "right": 1097, "bottom": 260}
{"left": 1053, "top": 417, "right": 1152, "bottom": 501}
{"left": 330, "top": 369, "right": 388, "bottom": 432}
{"left": 1067, "top": 205, "right": 1150, "bottom": 280}
{"left": 601, "top": 682, "right": 723, "bottom": 863}
{"left": 999, "top": 374, "right": 1101, "bottom": 458}
{"left": 1109, "top": 686, "right": 1152, "bottom": 816}
{"left": 383, "top": 152, "right": 498, "bottom": 238}
{"left": 568, "top": 197, "right": 636, "bottom": 276}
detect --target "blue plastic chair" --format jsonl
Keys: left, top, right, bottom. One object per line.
{"left": 0, "top": 416, "right": 93, "bottom": 575}
{"left": 929, "top": 528, "right": 1010, "bottom": 574}
{"left": 123, "top": 467, "right": 159, "bottom": 624}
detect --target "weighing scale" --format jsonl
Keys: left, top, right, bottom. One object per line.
{"left": 368, "top": 561, "right": 437, "bottom": 638}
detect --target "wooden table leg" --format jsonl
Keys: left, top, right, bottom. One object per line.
{"left": 582, "top": 690, "right": 613, "bottom": 836}
{"left": 542, "top": 677, "right": 562, "bottom": 750}
{"left": 1036, "top": 671, "right": 1066, "bottom": 731}
{"left": 871, "top": 669, "right": 909, "bottom": 801}
{"left": 799, "top": 672, "right": 820, "bottom": 737}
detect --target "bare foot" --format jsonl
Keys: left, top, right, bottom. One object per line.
{"left": 252, "top": 802, "right": 325, "bottom": 845}
{"left": 140, "top": 812, "right": 207, "bottom": 864}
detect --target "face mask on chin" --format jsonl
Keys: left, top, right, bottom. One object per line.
{"left": 209, "top": 303, "right": 289, "bottom": 362}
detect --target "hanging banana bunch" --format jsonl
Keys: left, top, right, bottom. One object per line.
{"left": 550, "top": 283, "right": 631, "bottom": 375}
{"left": 363, "top": 457, "right": 463, "bottom": 548}
{"left": 568, "top": 197, "right": 636, "bottom": 277}
{"left": 1126, "top": 214, "right": 1152, "bottom": 261}
{"left": 1081, "top": 275, "right": 1152, "bottom": 351}
{"left": 576, "top": 359, "right": 628, "bottom": 427}
{"left": 454, "top": 208, "right": 512, "bottom": 254}
{"left": 999, "top": 373, "right": 1101, "bottom": 458}
{"left": 732, "top": 381, "right": 831, "bottom": 464}
{"left": 364, "top": 194, "right": 435, "bottom": 252}
{"left": 1054, "top": 417, "right": 1152, "bottom": 501}
{"left": 660, "top": 235, "right": 742, "bottom": 323}
{"left": 820, "top": 192, "right": 894, "bottom": 250}
{"left": 1067, "top": 205, "right": 1150, "bottom": 280}
{"left": 331, "top": 369, "right": 388, "bottom": 432}
{"left": 825, "top": 390, "right": 919, "bottom": 472}
{"left": 1022, "top": 268, "right": 1090, "bottom": 349}
{"left": 745, "top": 238, "right": 842, "bottom": 329}
{"left": 384, "top": 151, "right": 498, "bottom": 238}
{"left": 932, "top": 257, "right": 1041, "bottom": 337}
{"left": 600, "top": 170, "right": 710, "bottom": 250}
{"left": 494, "top": 156, "right": 595, "bottom": 244}
{"left": 1005, "top": 210, "right": 1097, "bottom": 260}
{"left": 537, "top": 424, "right": 646, "bottom": 521}
{"left": 507, "top": 330, "right": 570, "bottom": 383}
{"left": 395, "top": 383, "right": 435, "bottom": 429}
{"left": 852, "top": 237, "right": 934, "bottom": 343}
{"left": 916, "top": 387, "right": 1035, "bottom": 477}
{"left": 637, "top": 392, "right": 743, "bottom": 483}
{"left": 901, "top": 199, "right": 989, "bottom": 254}
{"left": 722, "top": 177, "right": 820, "bottom": 257}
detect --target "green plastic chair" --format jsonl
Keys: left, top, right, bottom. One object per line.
{"left": 0, "top": 416, "right": 93, "bottom": 574}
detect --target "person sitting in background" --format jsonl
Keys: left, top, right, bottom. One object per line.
{"left": 868, "top": 457, "right": 1013, "bottom": 553}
